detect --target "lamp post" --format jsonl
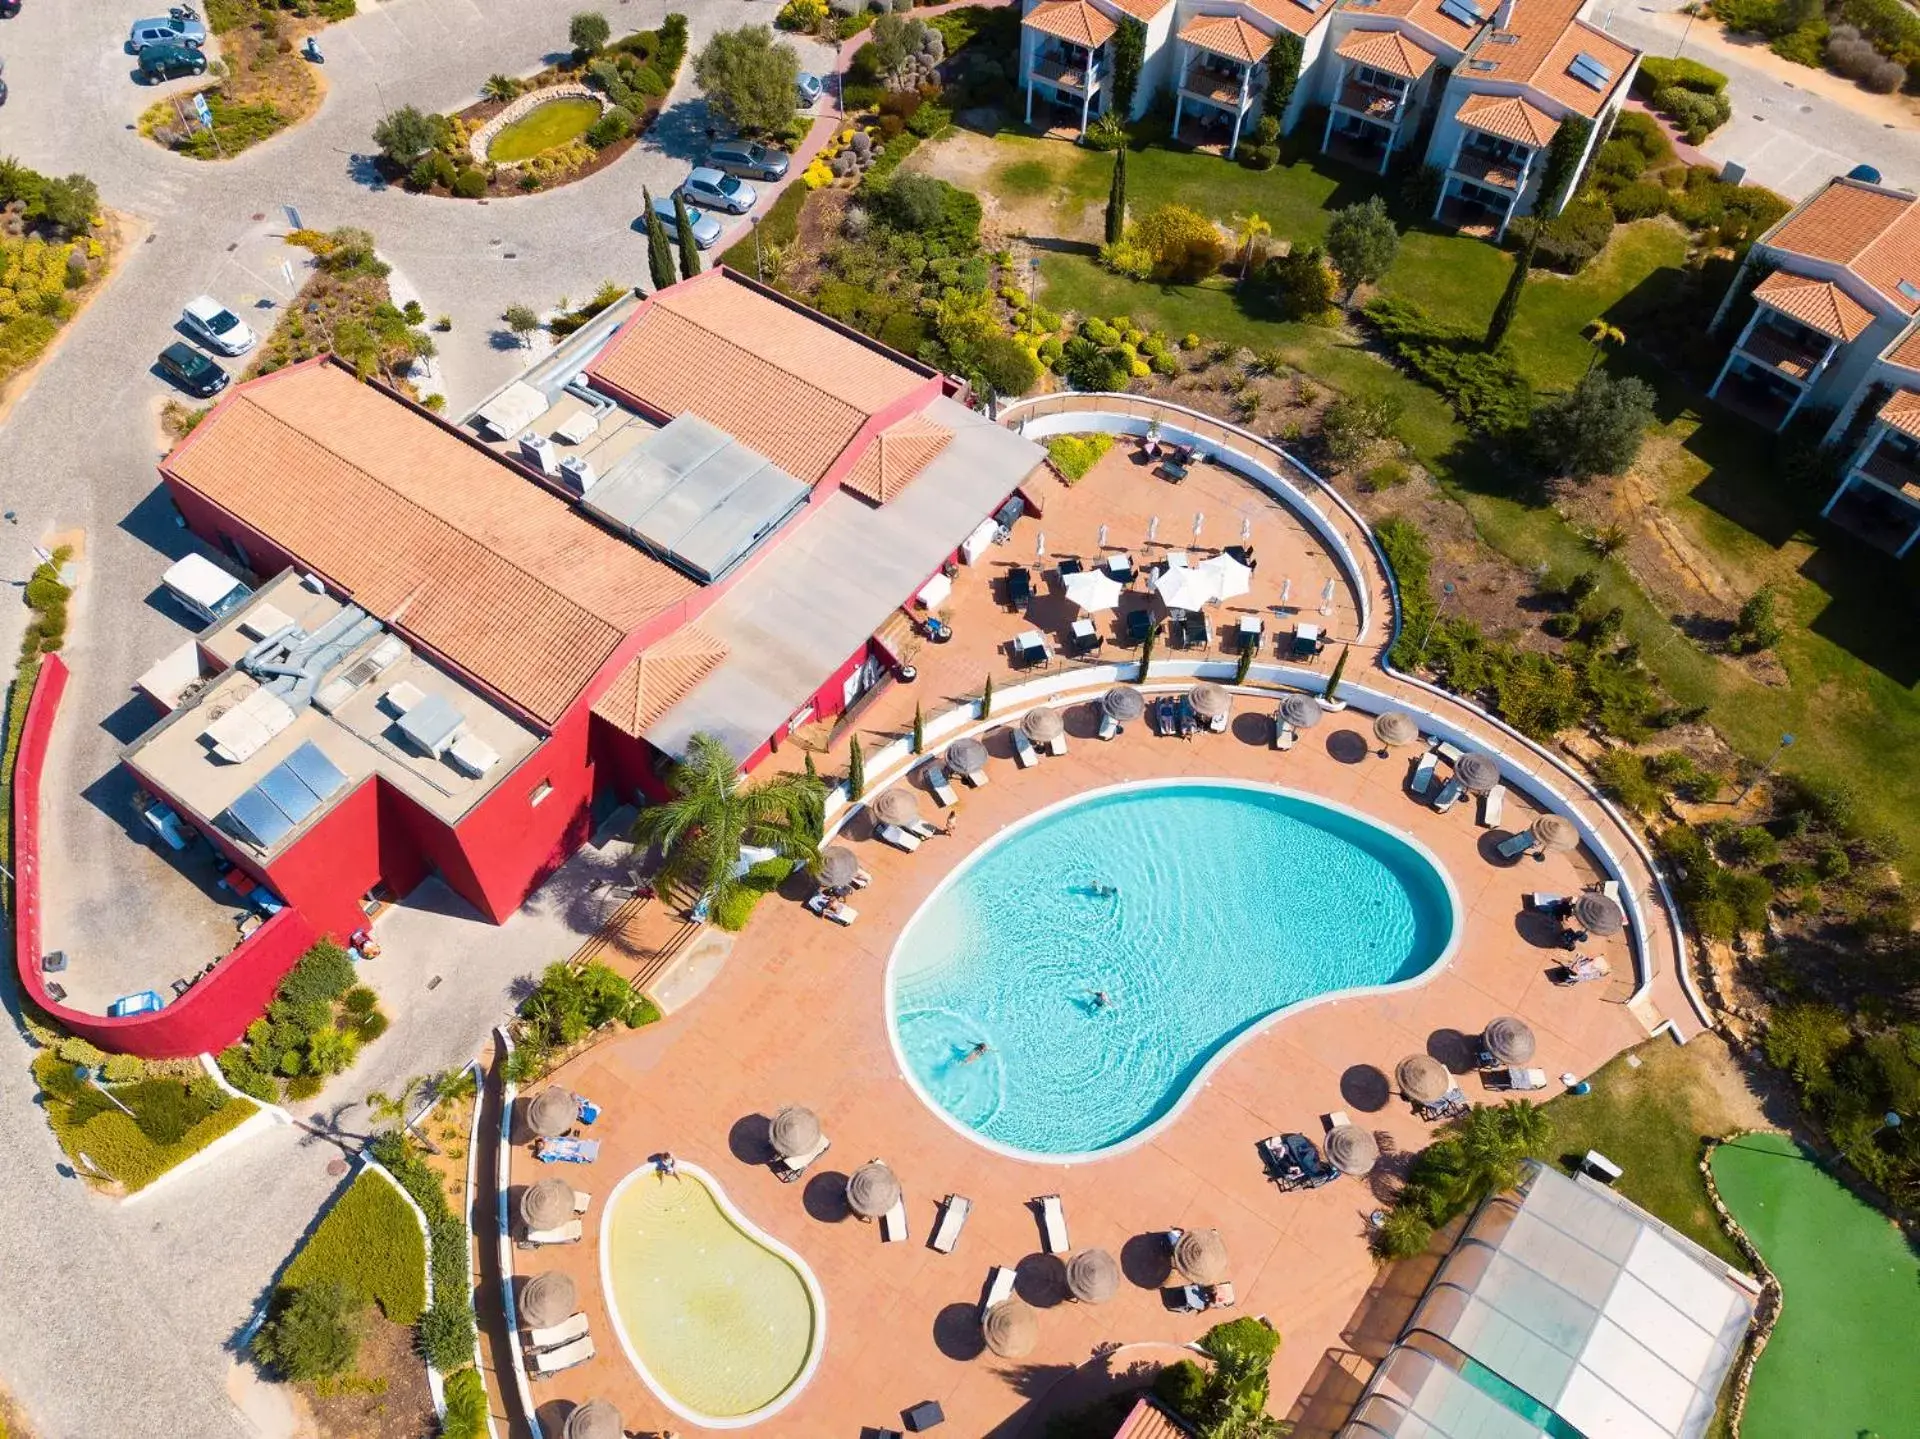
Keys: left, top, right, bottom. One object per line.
{"left": 1414, "top": 580, "right": 1456, "bottom": 668}
{"left": 74, "top": 1064, "right": 135, "bottom": 1118}
{"left": 1842, "top": 1111, "right": 1902, "bottom": 1167}
{"left": 1736, "top": 732, "right": 1795, "bottom": 804}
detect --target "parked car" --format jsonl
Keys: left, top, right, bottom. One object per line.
{"left": 138, "top": 41, "right": 206, "bottom": 81}
{"left": 796, "top": 71, "right": 823, "bottom": 108}
{"left": 157, "top": 341, "right": 228, "bottom": 397}
{"left": 127, "top": 15, "right": 206, "bottom": 50}
{"left": 680, "top": 167, "right": 756, "bottom": 216}
{"left": 181, "top": 295, "right": 256, "bottom": 356}
{"left": 161, "top": 553, "right": 252, "bottom": 626}
{"left": 708, "top": 139, "right": 789, "bottom": 182}
{"left": 651, "top": 193, "right": 722, "bottom": 250}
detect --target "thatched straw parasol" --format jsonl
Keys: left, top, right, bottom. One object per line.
{"left": 982, "top": 1297, "right": 1038, "bottom": 1358}
{"left": 1574, "top": 891, "right": 1625, "bottom": 936}
{"left": 816, "top": 846, "right": 860, "bottom": 890}
{"left": 1174, "top": 1228, "right": 1228, "bottom": 1285}
{"left": 871, "top": 788, "right": 922, "bottom": 828}
{"left": 769, "top": 1105, "right": 822, "bottom": 1160}
{"left": 1374, "top": 711, "right": 1420, "bottom": 749}
{"left": 948, "top": 736, "right": 989, "bottom": 777}
{"left": 1021, "top": 707, "right": 1065, "bottom": 744}
{"left": 846, "top": 1160, "right": 900, "bottom": 1219}
{"left": 1326, "top": 1123, "right": 1380, "bottom": 1176}
{"left": 1280, "top": 694, "right": 1322, "bottom": 730}
{"left": 1532, "top": 814, "right": 1579, "bottom": 852}
{"left": 1396, "top": 1054, "right": 1451, "bottom": 1105}
{"left": 1188, "top": 683, "right": 1230, "bottom": 720}
{"left": 1066, "top": 1248, "right": 1119, "bottom": 1304}
{"left": 1455, "top": 752, "right": 1500, "bottom": 794}
{"left": 1103, "top": 685, "right": 1145, "bottom": 722}
{"left": 520, "top": 1178, "right": 574, "bottom": 1232}
{"left": 563, "top": 1400, "right": 624, "bottom": 1439}
{"left": 527, "top": 1086, "right": 577, "bottom": 1139}
{"left": 1483, "top": 1015, "right": 1536, "bottom": 1064}
{"left": 520, "top": 1270, "right": 577, "bottom": 1329}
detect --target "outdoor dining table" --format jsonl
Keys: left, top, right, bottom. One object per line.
{"left": 1014, "top": 629, "right": 1050, "bottom": 666}
{"left": 1104, "top": 552, "right": 1135, "bottom": 582}
{"left": 1237, "top": 615, "right": 1264, "bottom": 646}
{"left": 1159, "top": 460, "right": 1189, "bottom": 483}
{"left": 1070, "top": 617, "right": 1100, "bottom": 653}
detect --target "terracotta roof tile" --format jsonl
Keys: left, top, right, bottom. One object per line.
{"left": 1877, "top": 386, "right": 1920, "bottom": 442}
{"left": 1885, "top": 322, "right": 1920, "bottom": 371}
{"left": 589, "top": 272, "right": 932, "bottom": 484}
{"left": 166, "top": 363, "right": 695, "bottom": 726}
{"left": 1335, "top": 0, "right": 1480, "bottom": 53}
{"left": 1022, "top": 0, "right": 1118, "bottom": 48}
{"left": 1768, "top": 179, "right": 1920, "bottom": 314}
{"left": 1752, "top": 270, "right": 1875, "bottom": 342}
{"left": 841, "top": 415, "right": 954, "bottom": 504}
{"left": 1180, "top": 13, "right": 1272, "bottom": 61}
{"left": 1335, "top": 26, "right": 1439, "bottom": 79}
{"left": 1114, "top": 1397, "right": 1191, "bottom": 1439}
{"left": 1524, "top": 20, "right": 1637, "bottom": 115}
{"left": 591, "top": 625, "right": 730, "bottom": 738}
{"left": 1106, "top": 0, "right": 1175, "bottom": 19}
{"left": 1456, "top": 91, "right": 1560, "bottom": 146}
{"left": 1242, "top": 0, "right": 1336, "bottom": 40}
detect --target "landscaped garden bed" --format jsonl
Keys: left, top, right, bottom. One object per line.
{"left": 214, "top": 936, "right": 390, "bottom": 1103}
{"left": 249, "top": 226, "right": 441, "bottom": 402}
{"left": 0, "top": 163, "right": 114, "bottom": 408}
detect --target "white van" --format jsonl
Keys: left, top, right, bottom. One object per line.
{"left": 162, "top": 553, "right": 252, "bottom": 626}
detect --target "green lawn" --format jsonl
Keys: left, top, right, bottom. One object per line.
{"left": 286, "top": 1169, "right": 429, "bottom": 1325}
{"left": 486, "top": 96, "right": 601, "bottom": 164}
{"left": 1711, "top": 1132, "right": 1920, "bottom": 1439}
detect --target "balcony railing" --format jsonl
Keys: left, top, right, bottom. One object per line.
{"left": 1034, "top": 55, "right": 1099, "bottom": 92}
{"left": 1181, "top": 61, "right": 1256, "bottom": 109}
{"left": 1737, "top": 323, "right": 1830, "bottom": 382}
{"left": 1450, "top": 146, "right": 1526, "bottom": 191}
{"left": 1336, "top": 78, "right": 1405, "bottom": 120}
{"left": 1862, "top": 442, "right": 1920, "bottom": 501}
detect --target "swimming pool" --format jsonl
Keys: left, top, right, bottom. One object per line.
{"left": 600, "top": 1163, "right": 824, "bottom": 1427}
{"left": 887, "top": 779, "right": 1460, "bottom": 1159}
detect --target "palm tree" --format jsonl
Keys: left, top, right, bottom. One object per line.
{"left": 482, "top": 73, "right": 519, "bottom": 103}
{"left": 1231, "top": 211, "right": 1272, "bottom": 287}
{"left": 1584, "top": 319, "right": 1625, "bottom": 375}
{"left": 1453, "top": 1100, "right": 1553, "bottom": 1206}
{"left": 632, "top": 732, "right": 825, "bottom": 916}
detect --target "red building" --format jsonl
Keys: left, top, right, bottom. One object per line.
{"left": 128, "top": 269, "right": 1043, "bottom": 947}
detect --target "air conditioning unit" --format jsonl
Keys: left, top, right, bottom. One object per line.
{"left": 520, "top": 431, "right": 560, "bottom": 477}
{"left": 558, "top": 455, "right": 597, "bottom": 493}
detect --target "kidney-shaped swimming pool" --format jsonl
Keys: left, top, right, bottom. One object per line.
{"left": 887, "top": 779, "right": 1461, "bottom": 1159}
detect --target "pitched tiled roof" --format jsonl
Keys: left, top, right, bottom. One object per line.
{"left": 1335, "top": 26, "right": 1439, "bottom": 79}
{"left": 1456, "top": 91, "right": 1560, "bottom": 146}
{"left": 1525, "top": 20, "right": 1637, "bottom": 115}
{"left": 1180, "top": 13, "right": 1271, "bottom": 61}
{"left": 1451, "top": 0, "right": 1635, "bottom": 116}
{"left": 1244, "top": 0, "right": 1337, "bottom": 40}
{"left": 591, "top": 625, "right": 730, "bottom": 738}
{"left": 841, "top": 414, "right": 954, "bottom": 504}
{"left": 1885, "top": 321, "right": 1920, "bottom": 371}
{"left": 1877, "top": 386, "right": 1920, "bottom": 442}
{"left": 165, "top": 362, "right": 696, "bottom": 726}
{"left": 589, "top": 271, "right": 934, "bottom": 484}
{"left": 1107, "top": 0, "right": 1175, "bottom": 19}
{"left": 1113, "top": 1397, "right": 1191, "bottom": 1439}
{"left": 1335, "top": 0, "right": 1480, "bottom": 54}
{"left": 1768, "top": 178, "right": 1920, "bottom": 314}
{"left": 1023, "top": 0, "right": 1118, "bottom": 47}
{"left": 1752, "top": 270, "right": 1875, "bottom": 342}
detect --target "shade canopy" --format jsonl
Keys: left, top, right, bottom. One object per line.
{"left": 520, "top": 1270, "right": 577, "bottom": 1328}
{"left": 1575, "top": 891, "right": 1625, "bottom": 936}
{"left": 847, "top": 1160, "right": 901, "bottom": 1218}
{"left": 1455, "top": 753, "right": 1500, "bottom": 794}
{"left": 769, "top": 1105, "right": 821, "bottom": 1159}
{"left": 1280, "top": 694, "right": 1322, "bottom": 730}
{"left": 983, "top": 1296, "right": 1038, "bottom": 1357}
{"left": 1066, "top": 1247, "right": 1119, "bottom": 1304}
{"left": 527, "top": 1086, "right": 577, "bottom": 1139}
{"left": 1153, "top": 565, "right": 1218, "bottom": 611}
{"left": 1196, "top": 551, "right": 1251, "bottom": 601}
{"left": 817, "top": 845, "right": 860, "bottom": 889}
{"left": 1374, "top": 711, "right": 1420, "bottom": 748}
{"left": 948, "top": 736, "right": 989, "bottom": 776}
{"left": 1188, "top": 683, "right": 1230, "bottom": 720}
{"left": 1396, "top": 1053, "right": 1451, "bottom": 1104}
{"left": 1174, "top": 1227, "right": 1229, "bottom": 1284}
{"left": 521, "top": 1177, "right": 575, "bottom": 1232}
{"left": 1326, "top": 1123, "right": 1380, "bottom": 1176}
{"left": 1021, "top": 706, "right": 1065, "bottom": 743}
{"left": 1484, "top": 1015, "right": 1537, "bottom": 1064}
{"left": 564, "top": 1400, "right": 624, "bottom": 1439}
{"left": 1064, "top": 569, "right": 1124, "bottom": 613}
{"left": 1102, "top": 685, "right": 1145, "bottom": 722}
{"left": 871, "top": 787, "right": 923, "bottom": 827}
{"left": 1533, "top": 814, "right": 1579, "bottom": 852}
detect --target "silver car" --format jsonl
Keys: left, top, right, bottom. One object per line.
{"left": 680, "top": 166, "right": 756, "bottom": 216}
{"left": 651, "top": 194, "right": 722, "bottom": 250}
{"left": 127, "top": 15, "right": 207, "bottom": 50}
{"left": 708, "top": 139, "right": 790, "bottom": 182}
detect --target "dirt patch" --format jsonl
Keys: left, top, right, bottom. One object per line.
{"left": 786, "top": 187, "right": 852, "bottom": 298}
{"left": 905, "top": 128, "right": 1104, "bottom": 246}
{"left": 141, "top": 3, "right": 329, "bottom": 160}
{"left": 300, "top": 1314, "right": 433, "bottom": 1439}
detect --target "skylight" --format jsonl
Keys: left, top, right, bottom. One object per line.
{"left": 1438, "top": 0, "right": 1484, "bottom": 26}
{"left": 1899, "top": 279, "right": 1920, "bottom": 304}
{"left": 1568, "top": 51, "right": 1613, "bottom": 89}
{"left": 1293, "top": 0, "right": 1325, "bottom": 12}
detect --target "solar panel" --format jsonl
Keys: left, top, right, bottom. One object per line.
{"left": 1292, "top": 0, "right": 1325, "bottom": 11}
{"left": 1899, "top": 279, "right": 1920, "bottom": 304}
{"left": 219, "top": 787, "right": 295, "bottom": 849}
{"left": 256, "top": 762, "right": 323, "bottom": 825}
{"left": 1438, "top": 0, "right": 1483, "bottom": 25}
{"left": 284, "top": 740, "right": 349, "bottom": 802}
{"left": 1569, "top": 51, "right": 1613, "bottom": 89}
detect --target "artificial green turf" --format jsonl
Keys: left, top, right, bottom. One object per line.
{"left": 486, "top": 97, "right": 601, "bottom": 164}
{"left": 1709, "top": 1132, "right": 1919, "bottom": 1439}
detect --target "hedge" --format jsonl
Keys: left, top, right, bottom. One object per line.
{"left": 369, "top": 1132, "right": 476, "bottom": 1371}
{"left": 1045, "top": 432, "right": 1114, "bottom": 482}
{"left": 720, "top": 178, "right": 806, "bottom": 275}
{"left": 33, "top": 1053, "right": 255, "bottom": 1193}
{"left": 285, "top": 1170, "right": 429, "bottom": 1325}
{"left": 1633, "top": 55, "right": 1727, "bottom": 96}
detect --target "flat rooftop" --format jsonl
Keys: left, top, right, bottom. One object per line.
{"left": 125, "top": 571, "right": 542, "bottom": 862}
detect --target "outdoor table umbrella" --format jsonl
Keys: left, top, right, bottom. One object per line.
{"left": 872, "top": 787, "right": 923, "bottom": 828}
{"left": 520, "top": 1177, "right": 575, "bottom": 1232}
{"left": 1326, "top": 1123, "right": 1380, "bottom": 1177}
{"left": 1021, "top": 707, "right": 1065, "bottom": 745}
{"left": 520, "top": 1270, "right": 577, "bottom": 1329}
{"left": 1066, "top": 1248, "right": 1119, "bottom": 1304}
{"left": 1280, "top": 694, "right": 1322, "bottom": 731}
{"left": 847, "top": 1160, "right": 901, "bottom": 1220}
{"left": 983, "top": 1296, "right": 1038, "bottom": 1358}
{"left": 816, "top": 846, "right": 860, "bottom": 891}
{"left": 1374, "top": 711, "right": 1420, "bottom": 750}
{"left": 1153, "top": 564, "right": 1219, "bottom": 612}
{"left": 1533, "top": 814, "right": 1579, "bottom": 852}
{"left": 948, "top": 736, "right": 989, "bottom": 779}
{"left": 1174, "top": 1228, "right": 1228, "bottom": 1285}
{"left": 1102, "top": 685, "right": 1145, "bottom": 723}
{"left": 1196, "top": 551, "right": 1252, "bottom": 602}
{"left": 1064, "top": 569, "right": 1124, "bottom": 614}
{"left": 1455, "top": 753, "right": 1501, "bottom": 795}
{"left": 1188, "top": 683, "right": 1230, "bottom": 722}
{"left": 1396, "top": 1054, "right": 1451, "bottom": 1105}
{"left": 563, "top": 1400, "right": 624, "bottom": 1439}
{"left": 1575, "top": 891, "right": 1625, "bottom": 936}
{"left": 527, "top": 1086, "right": 577, "bottom": 1140}
{"left": 769, "top": 1105, "right": 822, "bottom": 1161}
{"left": 1483, "top": 1015, "right": 1537, "bottom": 1065}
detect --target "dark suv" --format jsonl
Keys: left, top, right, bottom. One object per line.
{"left": 139, "top": 42, "right": 207, "bottom": 81}
{"left": 158, "top": 341, "right": 228, "bottom": 397}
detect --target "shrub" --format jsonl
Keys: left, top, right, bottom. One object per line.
{"left": 440, "top": 1368, "right": 489, "bottom": 1439}
{"left": 586, "top": 106, "right": 634, "bottom": 148}
{"left": 1152, "top": 1359, "right": 1210, "bottom": 1420}
{"left": 1045, "top": 432, "right": 1114, "bottom": 482}
{"left": 712, "top": 856, "right": 795, "bottom": 931}
{"left": 372, "top": 105, "right": 449, "bottom": 166}
{"left": 1260, "top": 245, "right": 1337, "bottom": 320}
{"left": 1373, "top": 1203, "right": 1435, "bottom": 1259}
{"left": 1653, "top": 85, "right": 1733, "bottom": 143}
{"left": 776, "top": 0, "right": 827, "bottom": 28}
{"left": 1636, "top": 54, "right": 1728, "bottom": 96}
{"left": 1730, "top": 584, "right": 1785, "bottom": 654}
{"left": 975, "top": 332, "right": 1040, "bottom": 398}
{"left": 1325, "top": 195, "right": 1398, "bottom": 299}
{"left": 1531, "top": 195, "right": 1615, "bottom": 273}
{"left": 1596, "top": 748, "right": 1663, "bottom": 815}
{"left": 1363, "top": 459, "right": 1411, "bottom": 491}
{"left": 1765, "top": 1003, "right": 1852, "bottom": 1085}
{"left": 1610, "top": 181, "right": 1670, "bottom": 221}
{"left": 1321, "top": 392, "right": 1404, "bottom": 467}
{"left": 570, "top": 10, "right": 611, "bottom": 55}
{"left": 253, "top": 1281, "right": 362, "bottom": 1382}
{"left": 1130, "top": 203, "right": 1227, "bottom": 282}
{"left": 520, "top": 959, "right": 655, "bottom": 1045}
{"left": 1531, "top": 371, "right": 1656, "bottom": 480}
{"left": 286, "top": 1171, "right": 428, "bottom": 1324}
{"left": 1360, "top": 297, "right": 1533, "bottom": 435}
{"left": 450, "top": 167, "right": 487, "bottom": 199}
{"left": 1059, "top": 336, "right": 1128, "bottom": 391}
{"left": 1098, "top": 237, "right": 1154, "bottom": 280}
{"left": 278, "top": 942, "right": 356, "bottom": 1009}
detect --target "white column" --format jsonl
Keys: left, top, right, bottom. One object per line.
{"left": 1080, "top": 46, "right": 1093, "bottom": 135}
{"left": 1898, "top": 513, "right": 1920, "bottom": 556}
{"left": 1779, "top": 340, "right": 1837, "bottom": 430}
{"left": 1820, "top": 470, "right": 1857, "bottom": 519}
{"left": 1708, "top": 307, "right": 1765, "bottom": 400}
{"left": 1228, "top": 65, "right": 1248, "bottom": 158}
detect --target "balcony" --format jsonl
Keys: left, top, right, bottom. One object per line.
{"left": 1450, "top": 146, "right": 1527, "bottom": 191}
{"left": 1862, "top": 442, "right": 1920, "bottom": 501}
{"left": 1336, "top": 78, "right": 1406, "bottom": 121}
{"left": 1736, "top": 323, "right": 1831, "bottom": 383}
{"left": 1034, "top": 54, "right": 1098, "bottom": 93}
{"left": 1181, "top": 60, "right": 1255, "bottom": 110}
{"left": 1436, "top": 194, "right": 1502, "bottom": 240}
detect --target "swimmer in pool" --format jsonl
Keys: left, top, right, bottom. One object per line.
{"left": 1090, "top": 990, "right": 1110, "bottom": 1010}
{"left": 960, "top": 1040, "right": 990, "bottom": 1065}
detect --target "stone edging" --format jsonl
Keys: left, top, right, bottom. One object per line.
{"left": 467, "top": 85, "right": 605, "bottom": 167}
{"left": 1700, "top": 1129, "right": 1788, "bottom": 1438}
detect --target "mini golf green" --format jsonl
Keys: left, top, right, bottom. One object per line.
{"left": 486, "top": 96, "right": 601, "bottom": 164}
{"left": 1710, "top": 1132, "right": 1919, "bottom": 1439}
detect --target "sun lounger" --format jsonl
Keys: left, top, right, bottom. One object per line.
{"left": 1207, "top": 1281, "right": 1237, "bottom": 1309}
{"left": 531, "top": 1335, "right": 595, "bottom": 1376}
{"left": 877, "top": 822, "right": 923, "bottom": 853}
{"left": 931, "top": 1194, "right": 970, "bottom": 1254}
{"left": 959, "top": 763, "right": 989, "bottom": 789}
{"left": 1582, "top": 1150, "right": 1623, "bottom": 1183}
{"left": 522, "top": 1312, "right": 590, "bottom": 1351}
{"left": 1435, "top": 740, "right": 1465, "bottom": 765}
{"left": 534, "top": 1137, "right": 599, "bottom": 1164}
{"left": 1486, "top": 1066, "right": 1548, "bottom": 1092}
{"left": 1177, "top": 698, "right": 1196, "bottom": 738}
{"left": 926, "top": 766, "right": 958, "bottom": 807}
{"left": 1410, "top": 750, "right": 1439, "bottom": 796}
{"left": 1175, "top": 1284, "right": 1207, "bottom": 1313}
{"left": 1431, "top": 776, "right": 1466, "bottom": 813}
{"left": 881, "top": 1196, "right": 909, "bottom": 1244}
{"left": 1327, "top": 1109, "right": 1352, "bottom": 1130}
{"left": 981, "top": 1265, "right": 1017, "bottom": 1318}
{"left": 1259, "top": 1135, "right": 1307, "bottom": 1189}
{"left": 1527, "top": 892, "right": 1568, "bottom": 913}
{"left": 1602, "top": 879, "right": 1621, "bottom": 904}
{"left": 1277, "top": 1132, "right": 1338, "bottom": 1188}
{"left": 807, "top": 892, "right": 858, "bottom": 924}
{"left": 1012, "top": 728, "right": 1040, "bottom": 768}
{"left": 1480, "top": 784, "right": 1505, "bottom": 828}
{"left": 519, "top": 1219, "right": 583, "bottom": 1248}
{"left": 774, "top": 1133, "right": 830, "bottom": 1182}
{"left": 1417, "top": 1086, "right": 1469, "bottom": 1120}
{"left": 1047, "top": 732, "right": 1067, "bottom": 757}
{"left": 1154, "top": 696, "right": 1175, "bottom": 736}
{"left": 1273, "top": 719, "right": 1297, "bottom": 752}
{"left": 1098, "top": 709, "right": 1120, "bottom": 741}
{"left": 1555, "top": 954, "right": 1612, "bottom": 985}
{"left": 908, "top": 817, "right": 940, "bottom": 839}
{"left": 1497, "top": 829, "right": 1537, "bottom": 859}
{"left": 1037, "top": 1193, "right": 1069, "bottom": 1254}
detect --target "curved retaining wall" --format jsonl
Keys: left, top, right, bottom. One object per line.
{"left": 468, "top": 85, "right": 605, "bottom": 167}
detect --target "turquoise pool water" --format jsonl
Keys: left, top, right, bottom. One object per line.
{"left": 887, "top": 780, "right": 1459, "bottom": 1158}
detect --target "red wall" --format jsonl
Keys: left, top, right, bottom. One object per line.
{"left": 11, "top": 657, "right": 321, "bottom": 1058}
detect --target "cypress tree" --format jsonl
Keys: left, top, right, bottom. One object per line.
{"left": 1325, "top": 643, "right": 1350, "bottom": 702}
{"left": 643, "top": 187, "right": 677, "bottom": 292}
{"left": 911, "top": 702, "right": 924, "bottom": 754}
{"left": 1485, "top": 227, "right": 1538, "bottom": 350}
{"left": 673, "top": 192, "right": 703, "bottom": 282}
{"left": 980, "top": 674, "right": 994, "bottom": 720}
{"left": 846, "top": 735, "right": 865, "bottom": 802}
{"left": 1105, "top": 147, "right": 1127, "bottom": 246}
{"left": 1138, "top": 621, "right": 1156, "bottom": 683}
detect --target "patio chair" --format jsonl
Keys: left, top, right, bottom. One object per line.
{"left": 1036, "top": 1193, "right": 1070, "bottom": 1254}
{"left": 1125, "top": 608, "right": 1153, "bottom": 644}
{"left": 1410, "top": 750, "right": 1440, "bottom": 796}
{"left": 1431, "top": 776, "right": 1466, "bottom": 813}
{"left": 1070, "top": 619, "right": 1101, "bottom": 655}
{"left": 522, "top": 1312, "right": 590, "bottom": 1351}
{"left": 1006, "top": 567, "right": 1033, "bottom": 612}
{"left": 1012, "top": 727, "right": 1040, "bottom": 769}
{"left": 882, "top": 1195, "right": 910, "bottom": 1244}
{"left": 876, "top": 822, "right": 923, "bottom": 853}
{"left": 1057, "top": 556, "right": 1084, "bottom": 579}
{"left": 1496, "top": 829, "right": 1539, "bottom": 859}
{"left": 531, "top": 1336, "right": 595, "bottom": 1377}
{"left": 926, "top": 766, "right": 958, "bottom": 808}
{"left": 931, "top": 1193, "right": 971, "bottom": 1254}
{"left": 774, "top": 1133, "right": 830, "bottom": 1183}
{"left": 1479, "top": 783, "right": 1506, "bottom": 828}
{"left": 1259, "top": 1134, "right": 1307, "bottom": 1190}
{"left": 981, "top": 1266, "right": 1018, "bottom": 1319}
{"left": 1018, "top": 635, "right": 1050, "bottom": 668}
{"left": 517, "top": 1220, "right": 583, "bottom": 1249}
